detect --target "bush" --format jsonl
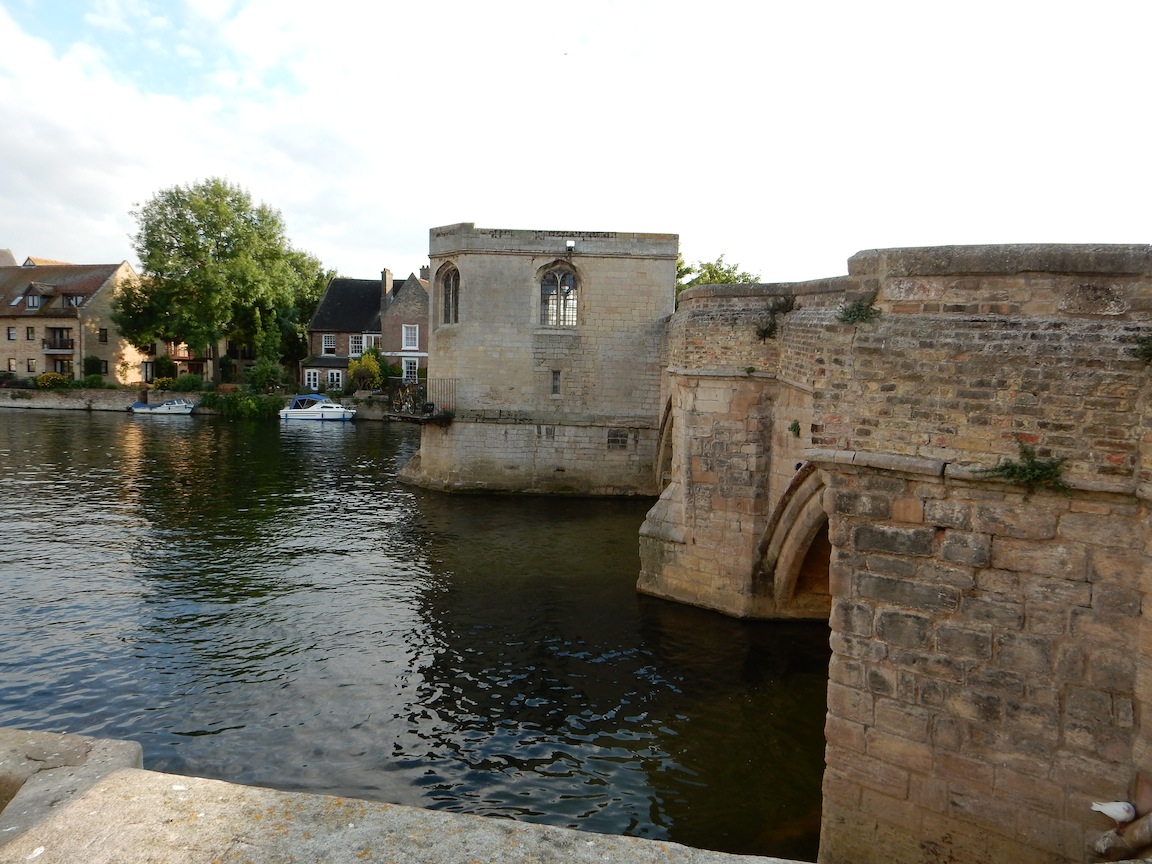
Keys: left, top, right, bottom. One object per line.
{"left": 35, "top": 372, "right": 70, "bottom": 389}
{"left": 154, "top": 356, "right": 178, "bottom": 378}
{"left": 83, "top": 374, "right": 108, "bottom": 389}
{"left": 153, "top": 377, "right": 175, "bottom": 390}
{"left": 198, "top": 391, "right": 283, "bottom": 419}
{"left": 171, "top": 373, "right": 203, "bottom": 392}
{"left": 244, "top": 357, "right": 284, "bottom": 393}
{"left": 82, "top": 355, "right": 104, "bottom": 377}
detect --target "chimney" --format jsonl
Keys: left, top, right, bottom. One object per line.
{"left": 419, "top": 265, "right": 430, "bottom": 281}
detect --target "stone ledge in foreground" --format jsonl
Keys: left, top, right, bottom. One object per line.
{"left": 0, "top": 767, "right": 805, "bottom": 864}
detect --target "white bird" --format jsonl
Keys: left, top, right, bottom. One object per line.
{"left": 1092, "top": 801, "right": 1137, "bottom": 826}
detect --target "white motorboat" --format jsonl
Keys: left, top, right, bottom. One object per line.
{"left": 128, "top": 398, "right": 195, "bottom": 415}
{"left": 279, "top": 394, "right": 356, "bottom": 421}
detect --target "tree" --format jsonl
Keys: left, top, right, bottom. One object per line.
{"left": 347, "top": 352, "right": 382, "bottom": 392}
{"left": 676, "top": 254, "right": 760, "bottom": 294}
{"left": 112, "top": 178, "right": 327, "bottom": 363}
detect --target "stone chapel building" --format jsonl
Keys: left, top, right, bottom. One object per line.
{"left": 398, "top": 223, "right": 677, "bottom": 495}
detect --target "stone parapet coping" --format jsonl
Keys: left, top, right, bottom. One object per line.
{"left": 807, "top": 449, "right": 1139, "bottom": 497}
{"left": 0, "top": 729, "right": 800, "bottom": 864}
{"left": 666, "top": 367, "right": 778, "bottom": 380}
{"left": 847, "top": 244, "right": 1152, "bottom": 277}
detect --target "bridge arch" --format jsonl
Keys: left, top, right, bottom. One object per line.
{"left": 753, "top": 462, "right": 831, "bottom": 618}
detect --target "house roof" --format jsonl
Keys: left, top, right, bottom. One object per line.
{"left": 301, "top": 355, "right": 349, "bottom": 369}
{"left": 0, "top": 262, "right": 125, "bottom": 317}
{"left": 309, "top": 278, "right": 383, "bottom": 333}
{"left": 385, "top": 272, "right": 430, "bottom": 308}
{"left": 0, "top": 250, "right": 16, "bottom": 267}
{"left": 23, "top": 257, "right": 74, "bottom": 266}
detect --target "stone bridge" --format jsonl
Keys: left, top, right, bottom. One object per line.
{"left": 638, "top": 245, "right": 1152, "bottom": 863}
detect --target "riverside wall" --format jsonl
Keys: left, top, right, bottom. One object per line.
{"left": 638, "top": 244, "right": 1152, "bottom": 864}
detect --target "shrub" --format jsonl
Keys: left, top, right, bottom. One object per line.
{"left": 979, "top": 439, "right": 1071, "bottom": 501}
{"left": 153, "top": 377, "right": 175, "bottom": 390}
{"left": 244, "top": 357, "right": 284, "bottom": 393}
{"left": 82, "top": 373, "right": 107, "bottom": 389}
{"left": 82, "top": 355, "right": 105, "bottom": 377}
{"left": 154, "top": 356, "right": 178, "bottom": 378}
{"left": 837, "top": 293, "right": 881, "bottom": 324}
{"left": 35, "top": 372, "right": 70, "bottom": 389}
{"left": 198, "top": 391, "right": 283, "bottom": 419}
{"left": 171, "top": 373, "right": 203, "bottom": 392}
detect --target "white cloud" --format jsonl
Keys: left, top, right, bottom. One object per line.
{"left": 1, "top": 0, "right": 1150, "bottom": 280}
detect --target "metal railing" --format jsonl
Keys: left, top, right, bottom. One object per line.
{"left": 380, "top": 377, "right": 458, "bottom": 417}
{"left": 42, "top": 339, "right": 75, "bottom": 351}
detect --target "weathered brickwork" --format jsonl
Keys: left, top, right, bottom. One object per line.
{"left": 817, "top": 462, "right": 1146, "bottom": 863}
{"left": 399, "top": 224, "right": 676, "bottom": 495}
{"left": 637, "top": 244, "right": 1152, "bottom": 864}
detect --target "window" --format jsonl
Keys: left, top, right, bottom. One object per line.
{"left": 99, "top": 360, "right": 108, "bottom": 374}
{"left": 349, "top": 335, "right": 363, "bottom": 357}
{"left": 66, "top": 295, "right": 82, "bottom": 307}
{"left": 551, "top": 370, "right": 561, "bottom": 395}
{"left": 322, "top": 334, "right": 336, "bottom": 355}
{"left": 304, "top": 369, "right": 319, "bottom": 390}
{"left": 142, "top": 361, "right": 154, "bottom": 383}
{"left": 6, "top": 359, "right": 14, "bottom": 372}
{"left": 441, "top": 266, "right": 460, "bottom": 324}
{"left": 402, "top": 324, "right": 419, "bottom": 350}
{"left": 98, "top": 328, "right": 108, "bottom": 344}
{"left": 53, "top": 359, "right": 72, "bottom": 375}
{"left": 6, "top": 327, "right": 13, "bottom": 341}
{"left": 26, "top": 359, "right": 36, "bottom": 373}
{"left": 403, "top": 358, "right": 418, "bottom": 381}
{"left": 25, "top": 294, "right": 39, "bottom": 309}
{"left": 540, "top": 267, "right": 577, "bottom": 327}
{"left": 326, "top": 369, "right": 342, "bottom": 388}
{"left": 26, "top": 327, "right": 35, "bottom": 341}
{"left": 364, "top": 334, "right": 379, "bottom": 351}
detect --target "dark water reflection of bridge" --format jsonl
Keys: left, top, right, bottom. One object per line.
{"left": 0, "top": 409, "right": 828, "bottom": 860}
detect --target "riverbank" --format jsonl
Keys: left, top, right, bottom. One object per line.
{"left": 0, "top": 387, "right": 397, "bottom": 419}
{"left": 0, "top": 727, "right": 803, "bottom": 864}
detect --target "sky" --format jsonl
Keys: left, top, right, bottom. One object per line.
{"left": 1, "top": 0, "right": 1150, "bottom": 283}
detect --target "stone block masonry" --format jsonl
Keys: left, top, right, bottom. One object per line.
{"left": 402, "top": 224, "right": 677, "bottom": 495}
{"left": 637, "top": 244, "right": 1152, "bottom": 864}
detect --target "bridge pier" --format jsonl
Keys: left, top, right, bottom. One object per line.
{"left": 640, "top": 245, "right": 1152, "bottom": 863}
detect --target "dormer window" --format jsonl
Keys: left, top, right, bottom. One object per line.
{"left": 25, "top": 295, "right": 40, "bottom": 309}
{"left": 65, "top": 295, "right": 82, "bottom": 307}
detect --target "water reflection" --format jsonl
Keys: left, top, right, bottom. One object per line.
{"left": 0, "top": 410, "right": 827, "bottom": 859}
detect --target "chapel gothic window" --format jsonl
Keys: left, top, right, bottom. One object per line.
{"left": 540, "top": 268, "right": 577, "bottom": 327}
{"left": 441, "top": 266, "right": 460, "bottom": 324}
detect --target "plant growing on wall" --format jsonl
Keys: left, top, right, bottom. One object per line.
{"left": 979, "top": 439, "right": 1071, "bottom": 501}
{"left": 789, "top": 419, "right": 801, "bottom": 437}
{"left": 755, "top": 295, "right": 797, "bottom": 341}
{"left": 836, "top": 293, "right": 880, "bottom": 324}
{"left": 1127, "top": 334, "right": 1152, "bottom": 364}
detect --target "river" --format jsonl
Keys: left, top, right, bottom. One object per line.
{"left": 0, "top": 409, "right": 829, "bottom": 859}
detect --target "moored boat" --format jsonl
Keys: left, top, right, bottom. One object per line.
{"left": 128, "top": 398, "right": 195, "bottom": 415}
{"left": 278, "top": 394, "right": 356, "bottom": 421}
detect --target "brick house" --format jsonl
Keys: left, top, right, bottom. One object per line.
{"left": 0, "top": 257, "right": 149, "bottom": 384}
{"left": 300, "top": 269, "right": 429, "bottom": 391}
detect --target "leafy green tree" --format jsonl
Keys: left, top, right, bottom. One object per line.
{"left": 113, "top": 178, "right": 327, "bottom": 363}
{"left": 676, "top": 254, "right": 760, "bottom": 294}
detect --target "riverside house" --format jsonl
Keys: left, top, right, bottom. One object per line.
{"left": 0, "top": 255, "right": 149, "bottom": 384}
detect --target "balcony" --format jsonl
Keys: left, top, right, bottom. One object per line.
{"left": 42, "top": 339, "right": 74, "bottom": 353}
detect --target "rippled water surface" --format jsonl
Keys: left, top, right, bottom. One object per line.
{"left": 0, "top": 410, "right": 829, "bottom": 858}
